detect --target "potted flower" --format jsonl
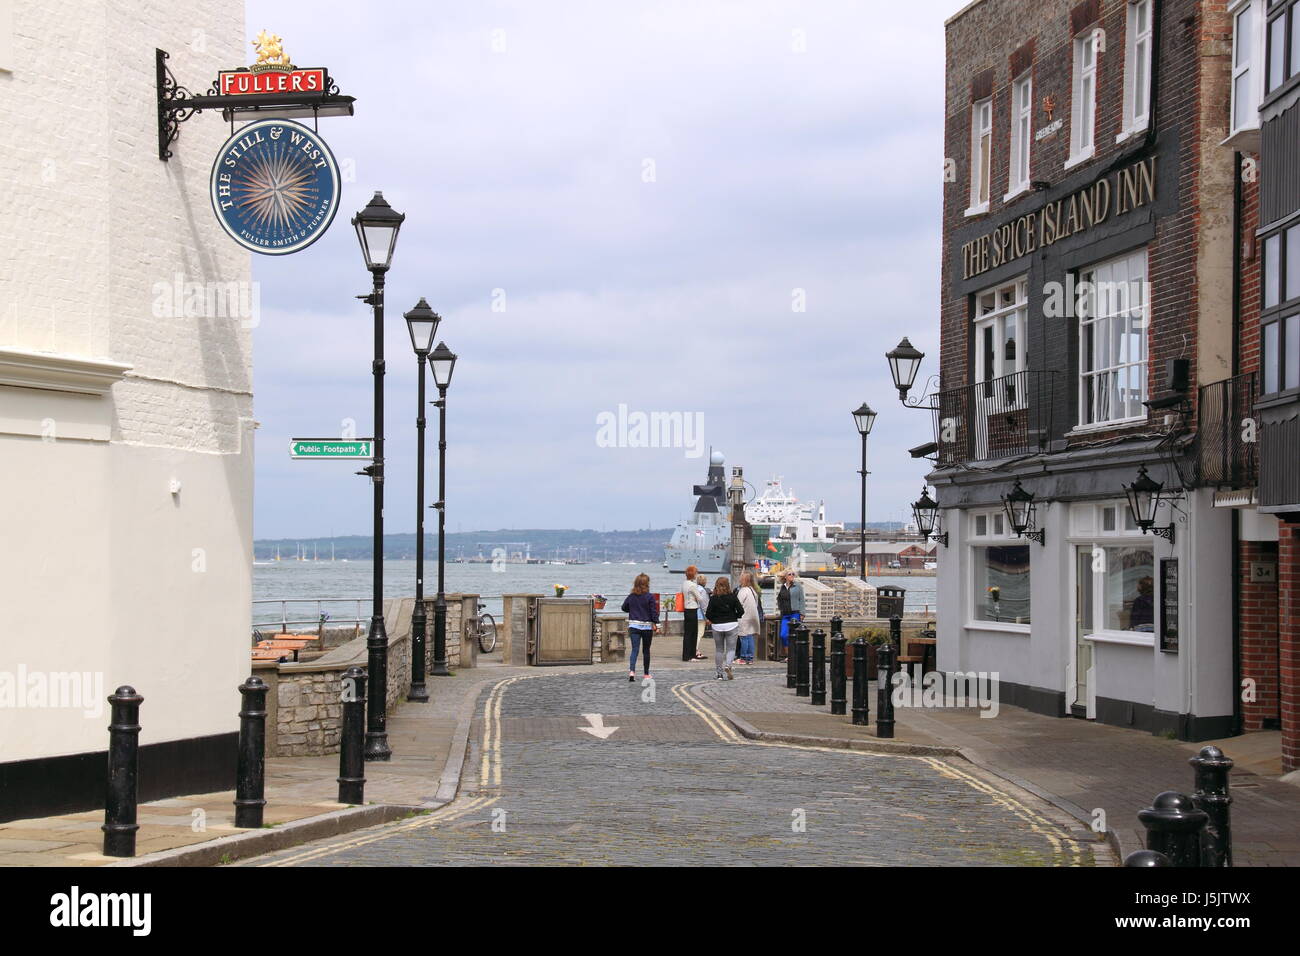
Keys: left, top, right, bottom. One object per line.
{"left": 845, "top": 627, "right": 888, "bottom": 678}
{"left": 554, "top": 584, "right": 568, "bottom": 598}
{"left": 592, "top": 593, "right": 607, "bottom": 610}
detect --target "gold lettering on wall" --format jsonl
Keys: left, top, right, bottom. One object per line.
{"left": 959, "top": 156, "right": 1156, "bottom": 280}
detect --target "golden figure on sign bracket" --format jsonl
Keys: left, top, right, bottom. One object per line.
{"left": 251, "top": 30, "right": 292, "bottom": 70}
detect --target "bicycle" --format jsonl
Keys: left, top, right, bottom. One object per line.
{"left": 465, "top": 602, "right": 498, "bottom": 654}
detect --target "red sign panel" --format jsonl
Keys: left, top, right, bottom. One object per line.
{"left": 218, "top": 68, "right": 327, "bottom": 96}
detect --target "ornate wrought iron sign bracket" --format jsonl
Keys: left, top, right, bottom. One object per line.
{"left": 155, "top": 46, "right": 355, "bottom": 161}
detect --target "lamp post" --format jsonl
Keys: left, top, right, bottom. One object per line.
{"left": 352, "top": 191, "right": 404, "bottom": 761}
{"left": 852, "top": 403, "right": 877, "bottom": 581}
{"left": 405, "top": 298, "right": 441, "bottom": 702}
{"left": 428, "top": 341, "right": 458, "bottom": 677}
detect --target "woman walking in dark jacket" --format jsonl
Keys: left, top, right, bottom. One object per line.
{"left": 704, "top": 576, "right": 744, "bottom": 680}
{"left": 621, "top": 573, "right": 659, "bottom": 682}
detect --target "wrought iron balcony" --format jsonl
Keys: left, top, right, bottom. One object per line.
{"left": 934, "top": 370, "right": 1058, "bottom": 466}
{"left": 1197, "top": 372, "right": 1258, "bottom": 489}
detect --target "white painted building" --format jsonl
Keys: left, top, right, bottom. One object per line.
{"left": 0, "top": 0, "right": 252, "bottom": 820}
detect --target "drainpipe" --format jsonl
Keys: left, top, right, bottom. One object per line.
{"left": 1230, "top": 150, "right": 1244, "bottom": 737}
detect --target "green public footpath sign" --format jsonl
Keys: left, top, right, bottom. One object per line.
{"left": 289, "top": 438, "right": 374, "bottom": 460}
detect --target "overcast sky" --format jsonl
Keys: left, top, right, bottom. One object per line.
{"left": 246, "top": 0, "right": 963, "bottom": 539}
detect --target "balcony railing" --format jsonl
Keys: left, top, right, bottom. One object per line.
{"left": 1197, "top": 372, "right": 1258, "bottom": 488}
{"left": 934, "top": 370, "right": 1058, "bottom": 466}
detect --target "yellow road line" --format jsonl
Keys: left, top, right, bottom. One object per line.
{"left": 677, "top": 678, "right": 1084, "bottom": 866}
{"left": 265, "top": 674, "right": 533, "bottom": 867}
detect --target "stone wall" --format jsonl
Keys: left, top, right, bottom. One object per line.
{"left": 258, "top": 595, "right": 479, "bottom": 756}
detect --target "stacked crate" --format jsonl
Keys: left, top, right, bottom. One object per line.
{"left": 798, "top": 577, "right": 835, "bottom": 619}
{"left": 823, "top": 577, "right": 878, "bottom": 622}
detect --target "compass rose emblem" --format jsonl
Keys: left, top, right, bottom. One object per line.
{"left": 210, "top": 119, "right": 340, "bottom": 255}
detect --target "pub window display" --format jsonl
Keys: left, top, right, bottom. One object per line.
{"left": 973, "top": 544, "right": 1031, "bottom": 624}
{"left": 1078, "top": 544, "right": 1156, "bottom": 634}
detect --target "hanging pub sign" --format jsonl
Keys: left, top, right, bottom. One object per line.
{"left": 210, "top": 119, "right": 341, "bottom": 255}
{"left": 156, "top": 31, "right": 355, "bottom": 161}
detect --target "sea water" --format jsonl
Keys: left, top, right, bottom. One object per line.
{"left": 252, "top": 559, "right": 936, "bottom": 629}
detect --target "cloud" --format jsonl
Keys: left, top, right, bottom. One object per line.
{"left": 248, "top": 0, "right": 961, "bottom": 537}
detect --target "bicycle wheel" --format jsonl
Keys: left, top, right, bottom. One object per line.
{"left": 477, "top": 613, "right": 497, "bottom": 653}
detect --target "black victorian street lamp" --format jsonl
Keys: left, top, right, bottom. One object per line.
{"left": 405, "top": 298, "right": 441, "bottom": 702}
{"left": 886, "top": 338, "right": 926, "bottom": 403}
{"left": 428, "top": 341, "right": 458, "bottom": 677}
{"left": 1124, "top": 465, "right": 1176, "bottom": 542}
{"left": 852, "top": 403, "right": 877, "bottom": 581}
{"left": 912, "top": 486, "right": 947, "bottom": 547}
{"left": 352, "top": 191, "right": 404, "bottom": 761}
{"left": 1002, "top": 478, "right": 1046, "bottom": 545}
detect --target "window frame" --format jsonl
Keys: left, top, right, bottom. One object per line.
{"left": 1076, "top": 247, "right": 1151, "bottom": 429}
{"left": 968, "top": 508, "right": 1031, "bottom": 632}
{"left": 1006, "top": 72, "right": 1033, "bottom": 200}
{"left": 1068, "top": 31, "right": 1099, "bottom": 167}
{"left": 1070, "top": 501, "right": 1158, "bottom": 646}
{"left": 1263, "top": 0, "right": 1300, "bottom": 102}
{"left": 1119, "top": 0, "right": 1154, "bottom": 139}
{"left": 1229, "top": 0, "right": 1267, "bottom": 141}
{"left": 967, "top": 96, "right": 994, "bottom": 216}
{"left": 1259, "top": 220, "right": 1300, "bottom": 399}
{"left": 973, "top": 276, "right": 1030, "bottom": 409}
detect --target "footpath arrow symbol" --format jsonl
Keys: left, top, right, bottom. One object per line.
{"left": 579, "top": 713, "right": 619, "bottom": 739}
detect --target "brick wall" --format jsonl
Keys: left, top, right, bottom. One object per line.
{"left": 1280, "top": 520, "right": 1300, "bottom": 771}
{"left": 1239, "top": 539, "right": 1279, "bottom": 730}
{"left": 940, "top": 0, "right": 1228, "bottom": 440}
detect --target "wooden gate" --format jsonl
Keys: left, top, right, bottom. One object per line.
{"left": 533, "top": 598, "right": 594, "bottom": 665}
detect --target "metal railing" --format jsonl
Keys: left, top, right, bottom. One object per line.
{"left": 935, "top": 370, "right": 1058, "bottom": 466}
{"left": 1197, "top": 372, "right": 1258, "bottom": 488}
{"left": 251, "top": 597, "right": 370, "bottom": 641}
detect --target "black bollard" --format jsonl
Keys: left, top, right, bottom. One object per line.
{"left": 337, "top": 666, "right": 367, "bottom": 805}
{"left": 102, "top": 685, "right": 143, "bottom": 857}
{"left": 851, "top": 638, "right": 869, "bottom": 725}
{"left": 786, "top": 623, "right": 797, "bottom": 688}
{"left": 810, "top": 629, "right": 826, "bottom": 706}
{"left": 234, "top": 676, "right": 269, "bottom": 829}
{"left": 876, "top": 641, "right": 896, "bottom": 739}
{"left": 830, "top": 631, "right": 847, "bottom": 716}
{"left": 1190, "top": 745, "right": 1234, "bottom": 867}
{"left": 1137, "top": 791, "right": 1208, "bottom": 867}
{"left": 795, "top": 625, "right": 810, "bottom": 697}
{"left": 1124, "top": 849, "right": 1172, "bottom": 867}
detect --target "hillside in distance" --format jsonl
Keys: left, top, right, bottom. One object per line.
{"left": 255, "top": 522, "right": 905, "bottom": 562}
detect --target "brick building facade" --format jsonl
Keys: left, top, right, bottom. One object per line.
{"left": 919, "top": 0, "right": 1297, "bottom": 765}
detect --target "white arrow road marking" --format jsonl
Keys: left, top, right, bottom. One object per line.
{"left": 579, "top": 713, "right": 619, "bottom": 739}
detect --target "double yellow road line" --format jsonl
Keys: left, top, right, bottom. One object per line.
{"left": 264, "top": 672, "right": 1084, "bottom": 866}
{"left": 261, "top": 675, "right": 528, "bottom": 867}
{"left": 674, "top": 677, "right": 1085, "bottom": 866}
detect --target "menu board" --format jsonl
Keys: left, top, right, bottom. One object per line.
{"left": 1159, "top": 558, "right": 1179, "bottom": 653}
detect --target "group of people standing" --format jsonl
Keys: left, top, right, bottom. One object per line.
{"left": 623, "top": 566, "right": 806, "bottom": 684}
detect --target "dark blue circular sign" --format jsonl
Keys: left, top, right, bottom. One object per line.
{"left": 210, "top": 119, "right": 340, "bottom": 255}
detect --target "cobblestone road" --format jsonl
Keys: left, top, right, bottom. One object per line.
{"left": 252, "top": 669, "right": 1104, "bottom": 866}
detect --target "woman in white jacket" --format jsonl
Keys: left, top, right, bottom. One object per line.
{"left": 736, "top": 571, "right": 762, "bottom": 664}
